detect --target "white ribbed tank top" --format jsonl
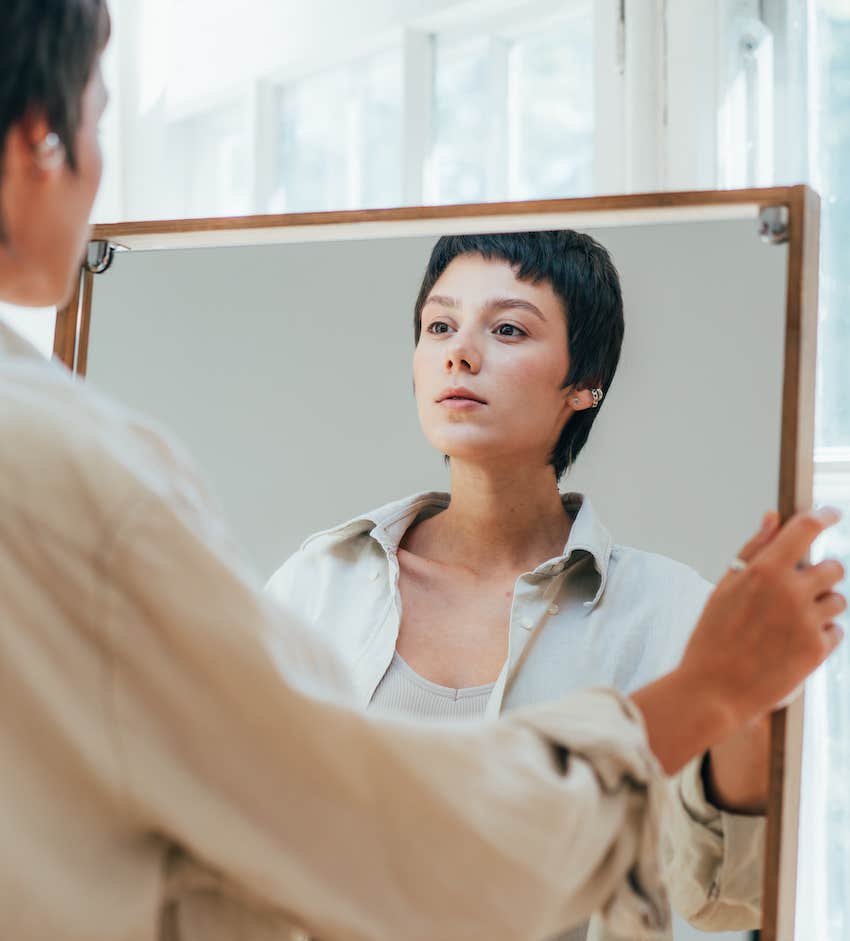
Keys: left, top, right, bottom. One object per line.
{"left": 367, "top": 652, "right": 494, "bottom": 719}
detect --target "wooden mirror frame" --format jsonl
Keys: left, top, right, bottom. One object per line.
{"left": 55, "top": 185, "right": 820, "bottom": 941}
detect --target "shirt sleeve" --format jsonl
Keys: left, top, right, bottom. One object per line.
{"left": 661, "top": 755, "right": 764, "bottom": 930}
{"left": 103, "top": 485, "right": 674, "bottom": 941}
{"left": 659, "top": 571, "right": 765, "bottom": 932}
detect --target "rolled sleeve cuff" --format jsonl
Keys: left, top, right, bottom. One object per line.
{"left": 518, "top": 688, "right": 671, "bottom": 938}
{"left": 664, "top": 754, "right": 765, "bottom": 930}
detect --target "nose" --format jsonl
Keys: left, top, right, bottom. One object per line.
{"left": 445, "top": 332, "right": 480, "bottom": 374}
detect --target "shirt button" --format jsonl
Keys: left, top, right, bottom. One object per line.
{"left": 548, "top": 604, "right": 560, "bottom": 615}
{"left": 521, "top": 617, "right": 533, "bottom": 629}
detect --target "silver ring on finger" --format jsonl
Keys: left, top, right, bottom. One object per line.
{"left": 729, "top": 557, "right": 747, "bottom": 572}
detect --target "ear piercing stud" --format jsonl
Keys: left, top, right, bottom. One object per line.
{"left": 572, "top": 388, "right": 604, "bottom": 408}
{"left": 35, "top": 132, "right": 65, "bottom": 170}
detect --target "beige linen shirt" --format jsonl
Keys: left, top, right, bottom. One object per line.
{"left": 0, "top": 321, "right": 678, "bottom": 940}
{"left": 266, "top": 492, "right": 766, "bottom": 940}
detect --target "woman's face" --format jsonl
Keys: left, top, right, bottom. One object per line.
{"left": 0, "top": 60, "right": 107, "bottom": 307}
{"left": 413, "top": 253, "right": 575, "bottom": 472}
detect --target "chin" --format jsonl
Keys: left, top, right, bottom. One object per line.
{"left": 430, "top": 433, "right": 498, "bottom": 463}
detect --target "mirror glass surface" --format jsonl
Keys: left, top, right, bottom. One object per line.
{"left": 85, "top": 211, "right": 789, "bottom": 941}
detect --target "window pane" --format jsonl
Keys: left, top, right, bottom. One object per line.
{"left": 359, "top": 53, "right": 404, "bottom": 209}
{"left": 811, "top": 5, "right": 850, "bottom": 449}
{"left": 275, "top": 68, "right": 351, "bottom": 213}
{"left": 171, "top": 102, "right": 254, "bottom": 218}
{"left": 429, "top": 36, "right": 492, "bottom": 204}
{"left": 429, "top": 3, "right": 595, "bottom": 205}
{"left": 272, "top": 50, "right": 402, "bottom": 213}
{"left": 507, "top": 12, "right": 595, "bottom": 199}
{"left": 797, "top": 460, "right": 850, "bottom": 939}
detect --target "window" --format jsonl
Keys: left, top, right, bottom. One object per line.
{"left": 97, "top": 0, "right": 600, "bottom": 221}
{"left": 798, "top": 456, "right": 850, "bottom": 939}
{"left": 795, "top": 1, "right": 850, "bottom": 934}
{"left": 505, "top": 14, "right": 595, "bottom": 199}
{"left": 171, "top": 99, "right": 254, "bottom": 218}
{"left": 270, "top": 49, "right": 403, "bottom": 213}
{"left": 428, "top": 3, "right": 595, "bottom": 204}
{"left": 429, "top": 34, "right": 492, "bottom": 204}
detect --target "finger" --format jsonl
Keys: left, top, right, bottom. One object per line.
{"left": 822, "top": 623, "right": 844, "bottom": 656}
{"left": 816, "top": 591, "right": 848, "bottom": 621}
{"left": 805, "top": 559, "right": 847, "bottom": 596}
{"left": 759, "top": 507, "right": 843, "bottom": 569}
{"left": 737, "top": 510, "right": 782, "bottom": 564}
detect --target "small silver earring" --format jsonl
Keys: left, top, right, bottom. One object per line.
{"left": 35, "top": 132, "right": 65, "bottom": 170}
{"left": 591, "top": 388, "right": 604, "bottom": 408}
{"left": 572, "top": 397, "right": 580, "bottom": 406}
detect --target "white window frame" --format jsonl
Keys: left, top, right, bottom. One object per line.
{"left": 411, "top": 0, "right": 602, "bottom": 204}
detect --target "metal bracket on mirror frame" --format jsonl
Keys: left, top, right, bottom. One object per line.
{"left": 84, "top": 239, "right": 127, "bottom": 275}
{"left": 758, "top": 205, "right": 790, "bottom": 245}
{"left": 54, "top": 240, "right": 127, "bottom": 374}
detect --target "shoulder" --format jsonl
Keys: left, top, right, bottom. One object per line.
{"left": 604, "top": 544, "right": 714, "bottom": 670}
{"left": 609, "top": 543, "right": 713, "bottom": 597}
{"left": 265, "top": 492, "right": 439, "bottom": 637}
{"left": 606, "top": 543, "right": 714, "bottom": 626}
{"left": 267, "top": 490, "right": 444, "bottom": 586}
{"left": 266, "top": 520, "right": 380, "bottom": 609}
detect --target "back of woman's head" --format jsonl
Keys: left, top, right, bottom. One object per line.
{"left": 0, "top": 0, "right": 110, "bottom": 176}
{"left": 414, "top": 231, "right": 625, "bottom": 480}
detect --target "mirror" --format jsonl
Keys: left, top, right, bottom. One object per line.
{"left": 65, "top": 189, "right": 817, "bottom": 941}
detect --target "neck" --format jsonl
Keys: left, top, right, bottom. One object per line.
{"left": 421, "top": 459, "right": 572, "bottom": 573}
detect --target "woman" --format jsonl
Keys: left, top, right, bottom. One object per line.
{"left": 3, "top": 6, "right": 845, "bottom": 938}
{"left": 267, "top": 231, "right": 777, "bottom": 938}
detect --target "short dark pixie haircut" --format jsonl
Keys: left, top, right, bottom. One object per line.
{"left": 413, "top": 231, "right": 625, "bottom": 480}
{"left": 0, "top": 0, "right": 110, "bottom": 173}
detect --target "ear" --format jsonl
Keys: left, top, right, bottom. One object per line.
{"left": 7, "top": 112, "right": 63, "bottom": 177}
{"left": 565, "top": 387, "right": 596, "bottom": 412}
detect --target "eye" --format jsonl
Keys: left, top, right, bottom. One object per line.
{"left": 426, "top": 321, "right": 453, "bottom": 335}
{"left": 494, "top": 323, "right": 527, "bottom": 338}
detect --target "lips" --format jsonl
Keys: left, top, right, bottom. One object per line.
{"left": 437, "top": 387, "right": 487, "bottom": 404}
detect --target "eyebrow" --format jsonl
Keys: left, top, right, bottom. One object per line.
{"left": 423, "top": 294, "right": 546, "bottom": 321}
